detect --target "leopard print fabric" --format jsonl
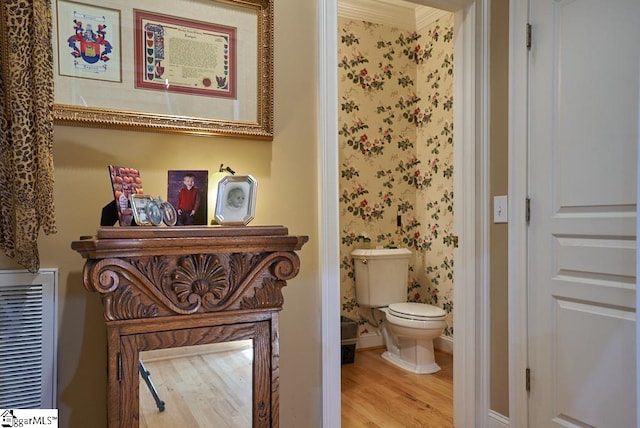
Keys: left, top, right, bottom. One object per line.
{"left": 0, "top": 0, "right": 57, "bottom": 272}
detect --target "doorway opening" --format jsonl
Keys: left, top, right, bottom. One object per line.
{"left": 318, "top": 0, "right": 488, "bottom": 426}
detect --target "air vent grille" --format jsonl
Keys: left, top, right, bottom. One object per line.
{"left": 0, "top": 271, "right": 57, "bottom": 409}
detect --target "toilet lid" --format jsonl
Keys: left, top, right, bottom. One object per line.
{"left": 388, "top": 302, "right": 446, "bottom": 320}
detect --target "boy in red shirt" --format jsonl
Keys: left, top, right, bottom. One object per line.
{"left": 176, "top": 173, "right": 201, "bottom": 225}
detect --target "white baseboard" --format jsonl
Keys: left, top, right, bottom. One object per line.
{"left": 487, "top": 410, "right": 509, "bottom": 428}
{"left": 357, "top": 331, "right": 383, "bottom": 349}
{"left": 357, "top": 333, "right": 454, "bottom": 354}
{"left": 434, "top": 335, "right": 453, "bottom": 354}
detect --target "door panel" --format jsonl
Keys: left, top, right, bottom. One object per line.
{"left": 555, "top": 302, "right": 635, "bottom": 427}
{"left": 554, "top": 0, "right": 638, "bottom": 208}
{"left": 528, "top": 0, "right": 638, "bottom": 426}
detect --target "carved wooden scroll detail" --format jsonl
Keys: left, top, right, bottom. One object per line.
{"left": 82, "top": 251, "right": 301, "bottom": 321}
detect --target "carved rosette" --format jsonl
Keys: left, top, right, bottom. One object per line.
{"left": 169, "top": 254, "right": 229, "bottom": 310}
{"left": 82, "top": 251, "right": 301, "bottom": 321}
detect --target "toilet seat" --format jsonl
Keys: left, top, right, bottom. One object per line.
{"left": 388, "top": 302, "right": 446, "bottom": 321}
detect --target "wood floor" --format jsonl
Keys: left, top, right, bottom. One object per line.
{"left": 138, "top": 342, "right": 452, "bottom": 427}
{"left": 139, "top": 341, "right": 253, "bottom": 428}
{"left": 341, "top": 347, "right": 453, "bottom": 428}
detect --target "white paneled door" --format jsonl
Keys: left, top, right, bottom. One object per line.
{"left": 528, "top": 0, "right": 638, "bottom": 426}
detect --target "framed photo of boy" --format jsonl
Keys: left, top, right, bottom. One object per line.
{"left": 167, "top": 170, "right": 208, "bottom": 225}
{"left": 214, "top": 175, "right": 257, "bottom": 226}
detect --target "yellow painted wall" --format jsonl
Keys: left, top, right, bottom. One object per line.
{"left": 490, "top": 0, "right": 510, "bottom": 417}
{"left": 0, "top": 0, "right": 321, "bottom": 426}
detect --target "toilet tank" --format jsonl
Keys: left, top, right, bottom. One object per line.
{"left": 351, "top": 248, "right": 411, "bottom": 307}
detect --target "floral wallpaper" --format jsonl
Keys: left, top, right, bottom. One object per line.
{"left": 338, "top": 13, "right": 455, "bottom": 338}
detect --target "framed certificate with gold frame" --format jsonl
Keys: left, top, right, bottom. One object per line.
{"left": 53, "top": 0, "right": 273, "bottom": 139}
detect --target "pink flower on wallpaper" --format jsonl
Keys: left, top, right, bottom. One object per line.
{"left": 338, "top": 15, "right": 455, "bottom": 333}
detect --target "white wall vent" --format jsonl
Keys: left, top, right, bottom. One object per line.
{"left": 0, "top": 269, "right": 58, "bottom": 409}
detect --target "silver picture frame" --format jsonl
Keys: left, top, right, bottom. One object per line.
{"left": 129, "top": 194, "right": 154, "bottom": 226}
{"left": 214, "top": 175, "right": 257, "bottom": 226}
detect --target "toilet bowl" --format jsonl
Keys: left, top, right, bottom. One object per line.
{"left": 379, "top": 302, "right": 446, "bottom": 374}
{"left": 351, "top": 248, "right": 447, "bottom": 375}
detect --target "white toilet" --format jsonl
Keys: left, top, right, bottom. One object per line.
{"left": 351, "top": 247, "right": 446, "bottom": 374}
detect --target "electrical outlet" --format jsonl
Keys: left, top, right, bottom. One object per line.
{"left": 493, "top": 195, "right": 508, "bottom": 223}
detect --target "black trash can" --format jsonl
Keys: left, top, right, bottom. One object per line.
{"left": 341, "top": 316, "right": 358, "bottom": 365}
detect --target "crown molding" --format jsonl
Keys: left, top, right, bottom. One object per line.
{"left": 338, "top": 0, "right": 448, "bottom": 30}
{"left": 338, "top": 0, "right": 418, "bottom": 30}
{"left": 416, "top": 8, "right": 450, "bottom": 29}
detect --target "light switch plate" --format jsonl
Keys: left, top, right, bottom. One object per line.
{"left": 493, "top": 195, "right": 508, "bottom": 223}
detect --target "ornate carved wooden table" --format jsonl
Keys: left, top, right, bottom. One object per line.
{"left": 72, "top": 226, "right": 308, "bottom": 428}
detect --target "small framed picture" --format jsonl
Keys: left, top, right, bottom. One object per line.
{"left": 160, "top": 200, "right": 178, "bottom": 226}
{"left": 130, "top": 194, "right": 156, "bottom": 226}
{"left": 108, "top": 165, "right": 143, "bottom": 226}
{"left": 214, "top": 175, "right": 257, "bottom": 226}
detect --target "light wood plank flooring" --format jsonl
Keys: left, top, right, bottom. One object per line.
{"left": 139, "top": 341, "right": 253, "bottom": 428}
{"left": 341, "top": 347, "right": 453, "bottom": 428}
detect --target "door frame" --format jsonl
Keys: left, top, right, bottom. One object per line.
{"left": 508, "top": 0, "right": 530, "bottom": 426}
{"left": 317, "top": 0, "right": 491, "bottom": 426}
{"left": 509, "top": 1, "right": 640, "bottom": 426}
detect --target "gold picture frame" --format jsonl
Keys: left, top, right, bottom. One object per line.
{"left": 52, "top": 0, "right": 273, "bottom": 139}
